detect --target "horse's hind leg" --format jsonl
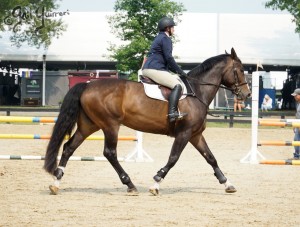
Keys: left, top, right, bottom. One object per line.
{"left": 49, "top": 131, "right": 83, "bottom": 194}
{"left": 50, "top": 117, "right": 99, "bottom": 194}
{"left": 190, "top": 134, "right": 237, "bottom": 193}
{"left": 102, "top": 127, "right": 138, "bottom": 195}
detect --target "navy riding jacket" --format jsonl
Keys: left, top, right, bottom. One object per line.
{"left": 143, "top": 32, "right": 185, "bottom": 75}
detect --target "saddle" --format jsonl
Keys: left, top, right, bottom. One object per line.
{"left": 139, "top": 73, "right": 192, "bottom": 101}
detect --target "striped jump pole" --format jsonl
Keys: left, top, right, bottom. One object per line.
{"left": 258, "top": 121, "right": 300, "bottom": 127}
{"left": 0, "top": 116, "right": 57, "bottom": 123}
{"left": 260, "top": 159, "right": 300, "bottom": 165}
{"left": 258, "top": 141, "right": 300, "bottom": 146}
{"left": 0, "top": 116, "right": 153, "bottom": 162}
{"left": 240, "top": 77, "right": 300, "bottom": 165}
{"left": 0, "top": 134, "right": 136, "bottom": 141}
{"left": 0, "top": 155, "right": 126, "bottom": 162}
{"left": 258, "top": 119, "right": 300, "bottom": 122}
{"left": 0, "top": 133, "right": 152, "bottom": 162}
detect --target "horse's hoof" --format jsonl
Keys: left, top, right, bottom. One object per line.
{"left": 126, "top": 188, "right": 139, "bottom": 196}
{"left": 149, "top": 188, "right": 159, "bottom": 196}
{"left": 225, "top": 185, "right": 237, "bottom": 193}
{"left": 49, "top": 185, "right": 59, "bottom": 195}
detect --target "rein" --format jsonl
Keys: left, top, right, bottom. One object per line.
{"left": 184, "top": 60, "right": 247, "bottom": 111}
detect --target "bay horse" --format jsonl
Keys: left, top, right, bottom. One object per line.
{"left": 44, "top": 48, "right": 251, "bottom": 195}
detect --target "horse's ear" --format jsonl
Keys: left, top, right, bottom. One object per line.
{"left": 225, "top": 50, "right": 228, "bottom": 54}
{"left": 231, "top": 48, "right": 237, "bottom": 59}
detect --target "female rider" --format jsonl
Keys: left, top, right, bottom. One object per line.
{"left": 142, "top": 17, "right": 187, "bottom": 123}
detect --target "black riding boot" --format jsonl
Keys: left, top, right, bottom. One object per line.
{"left": 168, "top": 84, "right": 187, "bottom": 122}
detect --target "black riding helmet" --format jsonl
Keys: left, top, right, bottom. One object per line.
{"left": 158, "top": 17, "right": 176, "bottom": 31}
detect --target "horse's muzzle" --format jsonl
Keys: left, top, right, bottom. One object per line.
{"left": 246, "top": 93, "right": 252, "bottom": 99}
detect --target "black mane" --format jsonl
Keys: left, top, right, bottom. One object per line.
{"left": 188, "top": 54, "right": 229, "bottom": 77}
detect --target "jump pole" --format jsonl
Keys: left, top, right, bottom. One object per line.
{"left": 258, "top": 121, "right": 300, "bottom": 127}
{"left": 0, "top": 132, "right": 152, "bottom": 162}
{"left": 240, "top": 71, "right": 265, "bottom": 164}
{"left": 260, "top": 159, "right": 300, "bottom": 165}
{"left": 258, "top": 141, "right": 300, "bottom": 146}
{"left": 0, "top": 116, "right": 57, "bottom": 123}
{"left": 258, "top": 119, "right": 300, "bottom": 123}
{"left": 0, "top": 155, "right": 125, "bottom": 162}
{"left": 0, "top": 134, "right": 136, "bottom": 140}
{"left": 0, "top": 115, "right": 153, "bottom": 162}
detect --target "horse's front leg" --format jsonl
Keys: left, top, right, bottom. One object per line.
{"left": 190, "top": 134, "right": 237, "bottom": 193}
{"left": 103, "top": 130, "right": 138, "bottom": 195}
{"left": 149, "top": 133, "right": 190, "bottom": 196}
{"left": 50, "top": 131, "right": 85, "bottom": 195}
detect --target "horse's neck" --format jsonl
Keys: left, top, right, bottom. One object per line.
{"left": 191, "top": 71, "right": 222, "bottom": 105}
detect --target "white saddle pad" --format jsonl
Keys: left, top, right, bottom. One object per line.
{"left": 141, "top": 80, "right": 187, "bottom": 101}
{"left": 138, "top": 69, "right": 188, "bottom": 101}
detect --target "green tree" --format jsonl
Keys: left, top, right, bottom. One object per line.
{"left": 265, "top": 0, "right": 300, "bottom": 34}
{"left": 108, "top": 0, "right": 185, "bottom": 80}
{"left": 0, "top": 0, "right": 67, "bottom": 49}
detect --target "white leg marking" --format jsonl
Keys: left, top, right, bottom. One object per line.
{"left": 150, "top": 179, "right": 163, "bottom": 191}
{"left": 53, "top": 177, "right": 60, "bottom": 188}
{"left": 52, "top": 166, "right": 65, "bottom": 188}
{"left": 224, "top": 180, "right": 230, "bottom": 188}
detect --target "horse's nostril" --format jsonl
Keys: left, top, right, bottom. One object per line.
{"left": 247, "top": 93, "right": 252, "bottom": 98}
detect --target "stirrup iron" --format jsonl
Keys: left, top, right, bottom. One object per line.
{"left": 168, "top": 111, "right": 188, "bottom": 122}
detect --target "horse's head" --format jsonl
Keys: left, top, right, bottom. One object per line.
{"left": 222, "top": 48, "right": 251, "bottom": 101}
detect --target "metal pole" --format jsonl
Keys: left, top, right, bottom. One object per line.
{"left": 42, "top": 54, "right": 46, "bottom": 106}
{"left": 213, "top": 13, "right": 220, "bottom": 109}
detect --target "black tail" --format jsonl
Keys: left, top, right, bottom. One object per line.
{"left": 43, "top": 83, "right": 88, "bottom": 174}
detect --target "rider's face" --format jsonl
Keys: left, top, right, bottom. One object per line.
{"left": 170, "top": 26, "right": 174, "bottom": 35}
{"left": 167, "top": 26, "right": 175, "bottom": 36}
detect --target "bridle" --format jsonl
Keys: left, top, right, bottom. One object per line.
{"left": 185, "top": 59, "right": 248, "bottom": 107}
{"left": 231, "top": 60, "right": 248, "bottom": 98}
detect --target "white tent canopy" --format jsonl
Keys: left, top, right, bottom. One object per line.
{"left": 0, "top": 12, "right": 299, "bottom": 66}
